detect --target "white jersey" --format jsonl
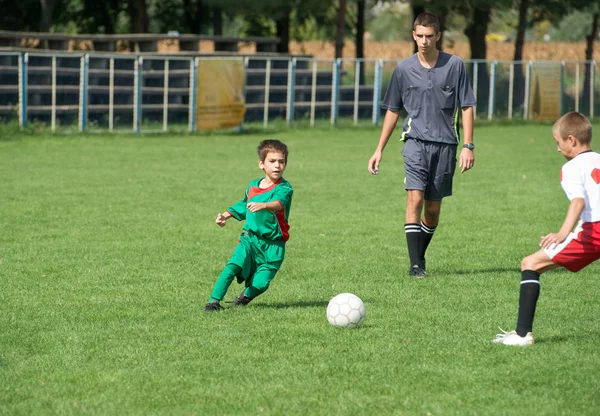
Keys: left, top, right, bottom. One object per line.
{"left": 560, "top": 151, "right": 600, "bottom": 223}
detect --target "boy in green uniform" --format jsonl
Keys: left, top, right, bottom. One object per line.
{"left": 204, "top": 140, "right": 293, "bottom": 312}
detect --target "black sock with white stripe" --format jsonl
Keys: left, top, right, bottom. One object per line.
{"left": 405, "top": 223, "right": 421, "bottom": 268}
{"left": 516, "top": 270, "right": 541, "bottom": 337}
{"left": 418, "top": 220, "right": 436, "bottom": 266}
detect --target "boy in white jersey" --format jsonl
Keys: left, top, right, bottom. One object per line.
{"left": 493, "top": 112, "right": 600, "bottom": 346}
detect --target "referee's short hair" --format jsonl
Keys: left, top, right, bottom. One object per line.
{"left": 553, "top": 111, "right": 592, "bottom": 145}
{"left": 413, "top": 12, "right": 440, "bottom": 34}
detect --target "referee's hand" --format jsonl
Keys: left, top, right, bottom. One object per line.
{"left": 459, "top": 148, "right": 474, "bottom": 173}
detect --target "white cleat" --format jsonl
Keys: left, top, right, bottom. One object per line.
{"left": 492, "top": 328, "right": 535, "bottom": 346}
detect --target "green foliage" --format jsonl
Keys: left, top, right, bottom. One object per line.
{"left": 366, "top": 10, "right": 412, "bottom": 42}
{"left": 1, "top": 124, "right": 600, "bottom": 414}
{"left": 548, "top": 10, "right": 595, "bottom": 41}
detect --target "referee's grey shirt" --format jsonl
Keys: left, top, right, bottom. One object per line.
{"left": 382, "top": 52, "right": 477, "bottom": 145}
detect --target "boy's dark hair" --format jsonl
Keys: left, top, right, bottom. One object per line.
{"left": 413, "top": 12, "right": 440, "bottom": 34}
{"left": 257, "top": 140, "right": 288, "bottom": 161}
{"left": 553, "top": 111, "right": 592, "bottom": 145}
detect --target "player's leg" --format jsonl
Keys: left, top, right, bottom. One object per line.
{"left": 492, "top": 250, "right": 558, "bottom": 344}
{"left": 419, "top": 199, "right": 442, "bottom": 270}
{"left": 236, "top": 264, "right": 280, "bottom": 304}
{"left": 206, "top": 263, "right": 243, "bottom": 306}
{"left": 406, "top": 190, "right": 425, "bottom": 277}
{"left": 403, "top": 139, "right": 429, "bottom": 278}
{"left": 205, "top": 238, "right": 251, "bottom": 312}
{"left": 515, "top": 250, "right": 559, "bottom": 336}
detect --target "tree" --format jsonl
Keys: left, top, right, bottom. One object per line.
{"left": 335, "top": 0, "right": 347, "bottom": 58}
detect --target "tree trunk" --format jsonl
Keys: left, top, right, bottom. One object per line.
{"left": 464, "top": 4, "right": 490, "bottom": 114}
{"left": 412, "top": 3, "right": 425, "bottom": 54}
{"left": 582, "top": 12, "right": 599, "bottom": 116}
{"left": 512, "top": 0, "right": 529, "bottom": 109}
{"left": 212, "top": 6, "right": 223, "bottom": 36}
{"left": 356, "top": 0, "right": 365, "bottom": 84}
{"left": 128, "top": 0, "right": 149, "bottom": 33}
{"left": 335, "top": 0, "right": 347, "bottom": 59}
{"left": 39, "top": 0, "right": 56, "bottom": 32}
{"left": 275, "top": 13, "right": 290, "bottom": 53}
{"left": 101, "top": 1, "right": 117, "bottom": 34}
{"left": 436, "top": 12, "right": 445, "bottom": 52}
{"left": 183, "top": 0, "right": 203, "bottom": 34}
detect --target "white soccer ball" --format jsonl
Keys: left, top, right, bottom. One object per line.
{"left": 326, "top": 293, "right": 366, "bottom": 328}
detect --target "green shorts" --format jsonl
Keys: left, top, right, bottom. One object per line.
{"left": 228, "top": 231, "right": 285, "bottom": 284}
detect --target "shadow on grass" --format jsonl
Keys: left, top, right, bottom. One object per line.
{"left": 252, "top": 301, "right": 330, "bottom": 309}
{"left": 445, "top": 267, "right": 520, "bottom": 276}
{"left": 536, "top": 331, "right": 600, "bottom": 344}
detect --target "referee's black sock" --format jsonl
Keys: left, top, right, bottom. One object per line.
{"left": 516, "top": 270, "right": 541, "bottom": 337}
{"left": 418, "top": 220, "right": 436, "bottom": 264}
{"left": 404, "top": 223, "right": 421, "bottom": 268}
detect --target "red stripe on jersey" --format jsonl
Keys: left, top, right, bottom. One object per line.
{"left": 247, "top": 179, "right": 282, "bottom": 200}
{"left": 276, "top": 203, "right": 290, "bottom": 241}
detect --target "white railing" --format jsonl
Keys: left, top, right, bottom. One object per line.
{"left": 0, "top": 51, "right": 597, "bottom": 133}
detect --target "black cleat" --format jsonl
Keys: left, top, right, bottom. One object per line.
{"left": 203, "top": 301, "right": 224, "bottom": 312}
{"left": 232, "top": 290, "right": 253, "bottom": 306}
{"left": 409, "top": 265, "right": 426, "bottom": 279}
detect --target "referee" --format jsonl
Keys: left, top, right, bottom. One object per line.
{"left": 367, "top": 12, "right": 477, "bottom": 278}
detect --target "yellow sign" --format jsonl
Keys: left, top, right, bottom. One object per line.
{"left": 196, "top": 60, "right": 246, "bottom": 130}
{"left": 529, "top": 63, "right": 561, "bottom": 121}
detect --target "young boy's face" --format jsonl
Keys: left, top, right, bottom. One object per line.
{"left": 259, "top": 151, "right": 287, "bottom": 182}
{"left": 553, "top": 132, "right": 577, "bottom": 160}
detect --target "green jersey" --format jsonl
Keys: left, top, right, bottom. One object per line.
{"left": 227, "top": 177, "right": 293, "bottom": 242}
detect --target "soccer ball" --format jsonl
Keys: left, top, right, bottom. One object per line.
{"left": 326, "top": 293, "right": 366, "bottom": 328}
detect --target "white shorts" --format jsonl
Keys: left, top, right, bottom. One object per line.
{"left": 544, "top": 221, "right": 600, "bottom": 272}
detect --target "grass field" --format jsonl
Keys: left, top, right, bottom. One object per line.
{"left": 1, "top": 122, "right": 600, "bottom": 415}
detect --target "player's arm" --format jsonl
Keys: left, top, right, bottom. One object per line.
{"left": 246, "top": 201, "right": 283, "bottom": 213}
{"left": 539, "top": 197, "right": 585, "bottom": 249}
{"left": 368, "top": 109, "right": 400, "bottom": 175}
{"left": 459, "top": 106, "right": 474, "bottom": 174}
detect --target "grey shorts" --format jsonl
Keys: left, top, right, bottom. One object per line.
{"left": 401, "top": 138, "right": 457, "bottom": 201}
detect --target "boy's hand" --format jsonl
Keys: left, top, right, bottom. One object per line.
{"left": 246, "top": 202, "right": 266, "bottom": 212}
{"left": 539, "top": 232, "right": 568, "bottom": 249}
{"left": 215, "top": 212, "right": 229, "bottom": 227}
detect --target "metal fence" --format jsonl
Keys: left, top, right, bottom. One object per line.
{"left": 0, "top": 51, "right": 598, "bottom": 133}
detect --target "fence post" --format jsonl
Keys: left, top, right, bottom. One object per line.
{"left": 488, "top": 61, "right": 496, "bottom": 121}
{"left": 524, "top": 61, "right": 531, "bottom": 120}
{"left": 79, "top": 54, "right": 89, "bottom": 132}
{"left": 560, "top": 61, "right": 565, "bottom": 115}
{"left": 331, "top": 58, "right": 340, "bottom": 125}
{"left": 18, "top": 53, "right": 28, "bottom": 129}
{"left": 590, "top": 60, "right": 595, "bottom": 119}
{"left": 189, "top": 58, "right": 197, "bottom": 134}
{"left": 310, "top": 59, "right": 317, "bottom": 127}
{"left": 262, "top": 59, "right": 271, "bottom": 128}
{"left": 353, "top": 59, "right": 360, "bottom": 125}
{"left": 472, "top": 61, "right": 478, "bottom": 119}
{"left": 372, "top": 59, "right": 382, "bottom": 126}
{"left": 133, "top": 57, "right": 143, "bottom": 134}
{"left": 575, "top": 62, "right": 580, "bottom": 113}
{"left": 109, "top": 57, "right": 114, "bottom": 132}
{"left": 286, "top": 58, "right": 296, "bottom": 125}
{"left": 51, "top": 56, "right": 57, "bottom": 132}
{"left": 163, "top": 59, "right": 169, "bottom": 132}
{"left": 508, "top": 62, "right": 514, "bottom": 120}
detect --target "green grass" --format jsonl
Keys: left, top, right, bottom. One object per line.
{"left": 1, "top": 123, "right": 600, "bottom": 415}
